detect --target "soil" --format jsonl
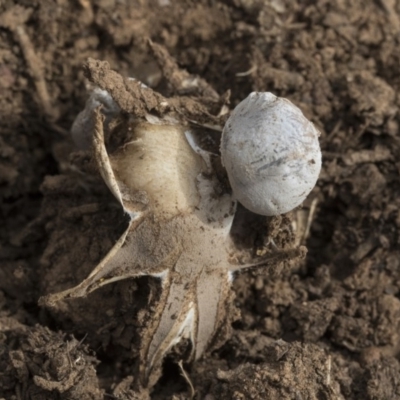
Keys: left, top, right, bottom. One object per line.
{"left": 1, "top": 0, "right": 400, "bottom": 399}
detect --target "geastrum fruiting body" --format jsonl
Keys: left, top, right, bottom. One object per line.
{"left": 40, "top": 60, "right": 321, "bottom": 388}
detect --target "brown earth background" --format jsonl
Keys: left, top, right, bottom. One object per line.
{"left": 1, "top": 0, "right": 400, "bottom": 399}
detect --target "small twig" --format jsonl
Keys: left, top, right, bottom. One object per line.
{"left": 235, "top": 65, "right": 257, "bottom": 77}
{"left": 303, "top": 197, "right": 318, "bottom": 242}
{"left": 186, "top": 117, "right": 223, "bottom": 132}
{"left": 66, "top": 340, "right": 73, "bottom": 369}
{"left": 0, "top": 6, "right": 58, "bottom": 121}
{"left": 77, "top": 332, "right": 89, "bottom": 348}
{"left": 14, "top": 26, "right": 55, "bottom": 119}
{"left": 104, "top": 393, "right": 120, "bottom": 399}
{"left": 178, "top": 360, "right": 195, "bottom": 400}
{"left": 326, "top": 354, "right": 332, "bottom": 386}
{"left": 232, "top": 246, "right": 307, "bottom": 274}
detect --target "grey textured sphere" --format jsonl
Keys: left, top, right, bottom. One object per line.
{"left": 221, "top": 92, "right": 322, "bottom": 216}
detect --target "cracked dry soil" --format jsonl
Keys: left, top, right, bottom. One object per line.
{"left": 1, "top": 1, "right": 400, "bottom": 399}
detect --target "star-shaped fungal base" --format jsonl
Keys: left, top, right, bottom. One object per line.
{"left": 40, "top": 107, "right": 299, "bottom": 388}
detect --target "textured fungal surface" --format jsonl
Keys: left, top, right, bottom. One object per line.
{"left": 221, "top": 92, "right": 322, "bottom": 216}
{"left": 39, "top": 75, "right": 315, "bottom": 388}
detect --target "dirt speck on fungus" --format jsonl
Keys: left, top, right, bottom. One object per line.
{"left": 1, "top": 0, "right": 400, "bottom": 399}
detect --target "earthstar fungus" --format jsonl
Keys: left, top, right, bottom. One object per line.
{"left": 40, "top": 71, "right": 321, "bottom": 388}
